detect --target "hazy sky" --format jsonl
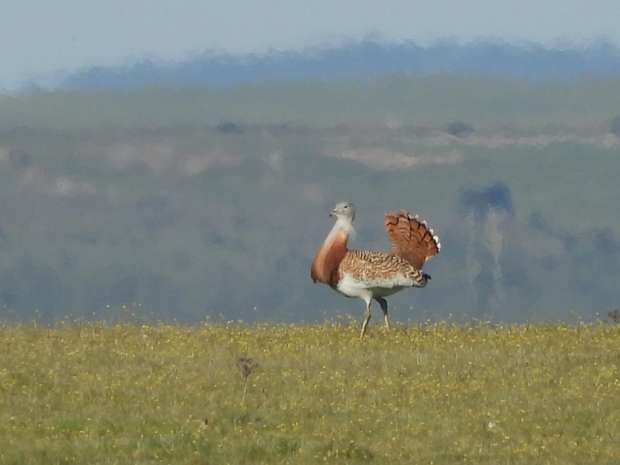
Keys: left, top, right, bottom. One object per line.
{"left": 1, "top": 0, "right": 619, "bottom": 90}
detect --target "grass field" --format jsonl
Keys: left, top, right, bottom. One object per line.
{"left": 1, "top": 322, "right": 619, "bottom": 464}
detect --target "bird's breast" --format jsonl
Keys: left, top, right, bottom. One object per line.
{"left": 310, "top": 230, "right": 348, "bottom": 286}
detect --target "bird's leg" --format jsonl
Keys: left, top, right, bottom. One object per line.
{"left": 375, "top": 297, "right": 390, "bottom": 330}
{"left": 360, "top": 300, "right": 372, "bottom": 338}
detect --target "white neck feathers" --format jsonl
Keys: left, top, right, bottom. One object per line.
{"left": 325, "top": 216, "right": 355, "bottom": 244}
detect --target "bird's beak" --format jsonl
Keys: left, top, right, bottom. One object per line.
{"left": 329, "top": 210, "right": 335, "bottom": 217}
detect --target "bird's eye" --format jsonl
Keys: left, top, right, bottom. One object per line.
{"left": 344, "top": 205, "right": 349, "bottom": 209}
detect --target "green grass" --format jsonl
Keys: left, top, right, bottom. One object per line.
{"left": 1, "top": 322, "right": 619, "bottom": 464}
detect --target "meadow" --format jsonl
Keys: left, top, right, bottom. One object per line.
{"left": 1, "top": 322, "right": 619, "bottom": 464}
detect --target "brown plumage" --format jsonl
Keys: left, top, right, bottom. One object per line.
{"left": 384, "top": 210, "right": 440, "bottom": 269}
{"left": 310, "top": 202, "right": 441, "bottom": 337}
{"left": 338, "top": 250, "right": 425, "bottom": 287}
{"left": 310, "top": 229, "right": 348, "bottom": 287}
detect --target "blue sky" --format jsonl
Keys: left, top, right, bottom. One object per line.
{"left": 1, "top": 0, "right": 619, "bottom": 90}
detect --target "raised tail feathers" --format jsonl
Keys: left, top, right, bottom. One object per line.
{"left": 384, "top": 210, "right": 440, "bottom": 269}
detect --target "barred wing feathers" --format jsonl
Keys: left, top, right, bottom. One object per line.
{"left": 338, "top": 250, "right": 426, "bottom": 287}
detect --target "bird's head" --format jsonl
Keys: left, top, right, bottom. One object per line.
{"left": 330, "top": 201, "right": 355, "bottom": 222}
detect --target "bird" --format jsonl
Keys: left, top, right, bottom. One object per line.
{"left": 310, "top": 202, "right": 440, "bottom": 337}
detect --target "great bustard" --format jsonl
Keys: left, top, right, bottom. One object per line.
{"left": 310, "top": 202, "right": 440, "bottom": 337}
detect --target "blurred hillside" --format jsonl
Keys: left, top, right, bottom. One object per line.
{"left": 4, "top": 76, "right": 620, "bottom": 131}
{"left": 0, "top": 77, "right": 619, "bottom": 323}
{"left": 59, "top": 40, "right": 620, "bottom": 90}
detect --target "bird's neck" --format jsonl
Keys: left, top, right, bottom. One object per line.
{"left": 311, "top": 218, "right": 352, "bottom": 285}
{"left": 326, "top": 217, "right": 354, "bottom": 243}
